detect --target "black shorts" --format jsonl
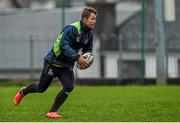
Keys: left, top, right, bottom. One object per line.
{"left": 42, "top": 63, "right": 75, "bottom": 89}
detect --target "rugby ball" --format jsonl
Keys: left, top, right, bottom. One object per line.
{"left": 76, "top": 52, "right": 94, "bottom": 70}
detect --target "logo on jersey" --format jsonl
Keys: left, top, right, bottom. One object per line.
{"left": 76, "top": 32, "right": 81, "bottom": 43}
{"left": 76, "top": 36, "right": 80, "bottom": 43}
{"left": 84, "top": 39, "right": 88, "bottom": 44}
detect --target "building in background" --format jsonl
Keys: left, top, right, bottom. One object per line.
{"left": 0, "top": 0, "right": 56, "bottom": 11}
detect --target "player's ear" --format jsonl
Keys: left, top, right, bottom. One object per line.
{"left": 83, "top": 17, "right": 88, "bottom": 23}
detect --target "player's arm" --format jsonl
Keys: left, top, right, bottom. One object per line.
{"left": 59, "top": 26, "right": 87, "bottom": 67}
{"left": 59, "top": 26, "right": 80, "bottom": 61}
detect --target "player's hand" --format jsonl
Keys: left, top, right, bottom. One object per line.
{"left": 77, "top": 55, "right": 89, "bottom": 68}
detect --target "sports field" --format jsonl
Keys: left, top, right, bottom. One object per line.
{"left": 0, "top": 85, "right": 180, "bottom": 122}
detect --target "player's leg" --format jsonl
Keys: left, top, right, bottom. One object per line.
{"left": 22, "top": 68, "right": 54, "bottom": 95}
{"left": 46, "top": 68, "right": 74, "bottom": 118}
{"left": 13, "top": 64, "right": 54, "bottom": 106}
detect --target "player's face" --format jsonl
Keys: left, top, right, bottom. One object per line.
{"left": 83, "top": 13, "right": 96, "bottom": 29}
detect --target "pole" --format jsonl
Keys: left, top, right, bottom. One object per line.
{"left": 140, "top": 0, "right": 145, "bottom": 84}
{"left": 155, "top": 0, "right": 167, "bottom": 85}
{"left": 61, "top": 0, "right": 65, "bottom": 28}
{"left": 118, "top": 34, "right": 122, "bottom": 80}
{"left": 30, "top": 35, "right": 34, "bottom": 81}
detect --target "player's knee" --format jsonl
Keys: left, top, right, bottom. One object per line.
{"left": 38, "top": 89, "right": 44, "bottom": 93}
{"left": 37, "top": 87, "right": 46, "bottom": 93}
{"left": 64, "top": 86, "right": 74, "bottom": 93}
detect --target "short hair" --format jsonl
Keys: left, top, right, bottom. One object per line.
{"left": 81, "top": 7, "right": 97, "bottom": 19}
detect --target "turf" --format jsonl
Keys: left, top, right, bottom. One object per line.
{"left": 0, "top": 85, "right": 180, "bottom": 122}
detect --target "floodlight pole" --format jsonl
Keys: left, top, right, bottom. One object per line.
{"left": 154, "top": 0, "right": 167, "bottom": 85}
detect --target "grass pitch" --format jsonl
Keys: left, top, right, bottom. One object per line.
{"left": 0, "top": 85, "right": 180, "bottom": 122}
